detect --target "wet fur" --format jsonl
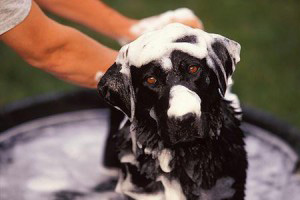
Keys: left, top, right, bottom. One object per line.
{"left": 113, "top": 99, "right": 247, "bottom": 200}
{"left": 99, "top": 35, "right": 247, "bottom": 200}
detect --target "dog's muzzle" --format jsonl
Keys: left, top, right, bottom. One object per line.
{"left": 162, "top": 85, "right": 202, "bottom": 144}
{"left": 167, "top": 85, "right": 201, "bottom": 119}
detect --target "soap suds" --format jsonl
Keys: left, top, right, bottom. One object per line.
{"left": 116, "top": 23, "right": 211, "bottom": 74}
{"left": 158, "top": 149, "right": 173, "bottom": 173}
{"left": 167, "top": 85, "right": 201, "bottom": 118}
{"left": 130, "top": 8, "right": 202, "bottom": 41}
{"left": 94, "top": 71, "right": 104, "bottom": 82}
{"left": 224, "top": 77, "right": 242, "bottom": 119}
{"left": 120, "top": 153, "right": 137, "bottom": 165}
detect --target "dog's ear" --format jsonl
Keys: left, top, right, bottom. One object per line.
{"left": 98, "top": 63, "right": 133, "bottom": 119}
{"left": 210, "top": 34, "right": 241, "bottom": 96}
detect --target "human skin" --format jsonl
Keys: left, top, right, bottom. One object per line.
{"left": 35, "top": 0, "right": 138, "bottom": 42}
{"left": 1, "top": 1, "right": 117, "bottom": 88}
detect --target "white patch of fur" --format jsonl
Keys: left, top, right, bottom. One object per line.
{"left": 199, "top": 177, "right": 236, "bottom": 200}
{"left": 158, "top": 176, "right": 186, "bottom": 200}
{"left": 158, "top": 149, "right": 173, "bottom": 173}
{"left": 167, "top": 85, "right": 201, "bottom": 118}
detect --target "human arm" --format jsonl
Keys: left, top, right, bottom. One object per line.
{"left": 35, "top": 0, "right": 203, "bottom": 44}
{"left": 0, "top": 1, "right": 117, "bottom": 88}
{"left": 35, "top": 0, "right": 137, "bottom": 42}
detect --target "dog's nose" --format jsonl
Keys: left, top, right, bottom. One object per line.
{"left": 167, "top": 85, "right": 201, "bottom": 119}
{"left": 166, "top": 113, "right": 201, "bottom": 144}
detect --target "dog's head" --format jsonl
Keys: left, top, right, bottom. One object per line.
{"left": 98, "top": 23, "right": 240, "bottom": 145}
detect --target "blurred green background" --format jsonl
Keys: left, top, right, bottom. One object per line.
{"left": 0, "top": 0, "right": 299, "bottom": 128}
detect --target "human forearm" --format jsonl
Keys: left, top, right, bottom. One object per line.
{"left": 1, "top": 1, "right": 117, "bottom": 88}
{"left": 43, "top": 26, "right": 117, "bottom": 88}
{"left": 35, "top": 0, "right": 137, "bottom": 41}
{"left": 35, "top": 0, "right": 204, "bottom": 45}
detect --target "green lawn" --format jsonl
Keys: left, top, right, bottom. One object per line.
{"left": 0, "top": 0, "right": 299, "bottom": 129}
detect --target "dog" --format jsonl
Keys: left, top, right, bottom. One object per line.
{"left": 98, "top": 23, "right": 247, "bottom": 200}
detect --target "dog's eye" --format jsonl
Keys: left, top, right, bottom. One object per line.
{"left": 188, "top": 65, "right": 200, "bottom": 74}
{"left": 146, "top": 76, "right": 157, "bottom": 85}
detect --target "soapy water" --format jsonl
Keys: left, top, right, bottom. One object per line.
{"left": 0, "top": 109, "right": 299, "bottom": 200}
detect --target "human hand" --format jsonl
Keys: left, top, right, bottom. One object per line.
{"left": 117, "top": 8, "right": 203, "bottom": 45}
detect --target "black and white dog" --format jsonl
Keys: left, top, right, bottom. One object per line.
{"left": 98, "top": 23, "right": 247, "bottom": 200}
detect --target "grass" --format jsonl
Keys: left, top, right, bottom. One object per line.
{"left": 0, "top": 0, "right": 299, "bottom": 129}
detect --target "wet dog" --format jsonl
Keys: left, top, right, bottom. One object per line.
{"left": 98, "top": 23, "right": 247, "bottom": 200}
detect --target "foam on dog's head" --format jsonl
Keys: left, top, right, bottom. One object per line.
{"left": 99, "top": 23, "right": 241, "bottom": 122}
{"left": 116, "top": 23, "right": 240, "bottom": 95}
{"left": 117, "top": 23, "right": 209, "bottom": 72}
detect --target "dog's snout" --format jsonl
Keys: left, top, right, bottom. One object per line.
{"left": 167, "top": 85, "right": 201, "bottom": 118}
{"left": 166, "top": 73, "right": 180, "bottom": 85}
{"left": 166, "top": 113, "right": 201, "bottom": 144}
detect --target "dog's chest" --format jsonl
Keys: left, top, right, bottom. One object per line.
{"left": 118, "top": 140, "right": 237, "bottom": 200}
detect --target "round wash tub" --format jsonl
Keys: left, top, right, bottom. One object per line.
{"left": 0, "top": 89, "right": 299, "bottom": 200}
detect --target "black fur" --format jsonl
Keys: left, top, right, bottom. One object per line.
{"left": 175, "top": 35, "right": 198, "bottom": 43}
{"left": 98, "top": 63, "right": 132, "bottom": 118}
{"left": 98, "top": 47, "right": 247, "bottom": 200}
{"left": 211, "top": 40, "right": 234, "bottom": 79}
